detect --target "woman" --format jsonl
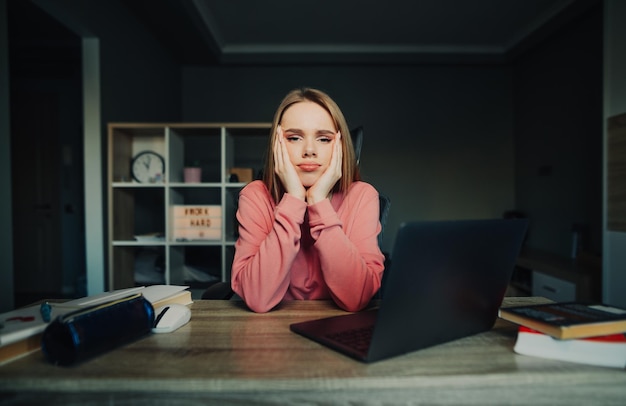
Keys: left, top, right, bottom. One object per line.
{"left": 231, "top": 88, "right": 384, "bottom": 313}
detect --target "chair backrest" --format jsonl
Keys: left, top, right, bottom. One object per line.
{"left": 351, "top": 126, "right": 363, "bottom": 165}
{"left": 378, "top": 194, "right": 391, "bottom": 247}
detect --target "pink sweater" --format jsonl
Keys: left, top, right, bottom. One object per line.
{"left": 231, "top": 180, "right": 385, "bottom": 313}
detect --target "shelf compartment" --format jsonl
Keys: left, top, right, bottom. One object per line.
{"left": 225, "top": 126, "right": 269, "bottom": 183}
{"left": 169, "top": 245, "right": 222, "bottom": 288}
{"left": 169, "top": 127, "right": 221, "bottom": 183}
{"left": 112, "top": 187, "right": 165, "bottom": 241}
{"left": 111, "top": 245, "right": 166, "bottom": 289}
{"left": 110, "top": 126, "right": 166, "bottom": 183}
{"left": 168, "top": 187, "right": 223, "bottom": 243}
{"left": 169, "top": 187, "right": 221, "bottom": 205}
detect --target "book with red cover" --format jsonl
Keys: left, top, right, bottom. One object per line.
{"left": 513, "top": 326, "right": 626, "bottom": 369}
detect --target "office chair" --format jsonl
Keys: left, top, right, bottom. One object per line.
{"left": 352, "top": 126, "right": 363, "bottom": 166}
{"left": 376, "top": 194, "right": 392, "bottom": 299}
{"left": 202, "top": 126, "right": 390, "bottom": 300}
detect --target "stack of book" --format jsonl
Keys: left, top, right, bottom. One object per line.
{"left": 499, "top": 302, "right": 626, "bottom": 369}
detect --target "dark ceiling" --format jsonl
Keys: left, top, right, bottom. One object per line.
{"left": 8, "top": 0, "right": 82, "bottom": 78}
{"left": 121, "top": 0, "right": 600, "bottom": 66}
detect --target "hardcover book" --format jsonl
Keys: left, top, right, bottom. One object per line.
{"left": 498, "top": 302, "right": 626, "bottom": 340}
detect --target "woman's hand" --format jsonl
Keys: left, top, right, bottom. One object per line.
{"left": 306, "top": 131, "right": 342, "bottom": 205}
{"left": 274, "top": 126, "right": 306, "bottom": 200}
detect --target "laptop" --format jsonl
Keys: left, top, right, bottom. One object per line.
{"left": 290, "top": 218, "right": 528, "bottom": 362}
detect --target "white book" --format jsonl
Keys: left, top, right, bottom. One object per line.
{"left": 0, "top": 285, "right": 190, "bottom": 348}
{"left": 514, "top": 326, "right": 626, "bottom": 369}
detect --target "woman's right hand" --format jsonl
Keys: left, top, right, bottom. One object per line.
{"left": 274, "top": 126, "right": 306, "bottom": 200}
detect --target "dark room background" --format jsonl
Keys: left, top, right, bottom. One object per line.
{"left": 2, "top": 0, "right": 603, "bottom": 307}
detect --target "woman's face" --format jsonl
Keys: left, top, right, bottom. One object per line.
{"left": 280, "top": 101, "right": 337, "bottom": 188}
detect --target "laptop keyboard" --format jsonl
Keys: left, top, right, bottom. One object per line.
{"left": 325, "top": 326, "right": 374, "bottom": 353}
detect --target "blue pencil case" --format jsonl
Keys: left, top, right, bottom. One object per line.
{"left": 41, "top": 293, "right": 155, "bottom": 366}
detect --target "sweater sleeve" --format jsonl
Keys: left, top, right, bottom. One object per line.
{"left": 231, "top": 181, "right": 307, "bottom": 313}
{"left": 308, "top": 183, "right": 385, "bottom": 312}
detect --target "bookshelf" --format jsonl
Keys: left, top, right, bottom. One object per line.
{"left": 107, "top": 123, "right": 271, "bottom": 290}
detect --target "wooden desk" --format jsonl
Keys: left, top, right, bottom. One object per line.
{"left": 1, "top": 298, "right": 625, "bottom": 405}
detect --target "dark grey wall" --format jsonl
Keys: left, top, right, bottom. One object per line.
{"left": 513, "top": 6, "right": 602, "bottom": 258}
{"left": 182, "top": 65, "right": 515, "bottom": 252}
{"left": 44, "top": 0, "right": 183, "bottom": 123}
{"left": 1, "top": 0, "right": 14, "bottom": 311}
{"left": 2, "top": 1, "right": 602, "bottom": 306}
{"left": 181, "top": 8, "right": 602, "bottom": 257}
{"left": 8, "top": 0, "right": 185, "bottom": 298}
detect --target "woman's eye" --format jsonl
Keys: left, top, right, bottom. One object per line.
{"left": 318, "top": 137, "right": 332, "bottom": 143}
{"left": 286, "top": 136, "right": 301, "bottom": 142}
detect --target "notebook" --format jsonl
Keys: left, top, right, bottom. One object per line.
{"left": 290, "top": 218, "right": 528, "bottom": 362}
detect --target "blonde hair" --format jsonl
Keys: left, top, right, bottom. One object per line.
{"left": 263, "top": 88, "right": 361, "bottom": 203}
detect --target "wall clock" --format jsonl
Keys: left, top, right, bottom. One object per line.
{"left": 131, "top": 151, "right": 165, "bottom": 183}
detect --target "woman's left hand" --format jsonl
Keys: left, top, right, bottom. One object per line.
{"left": 307, "top": 131, "right": 342, "bottom": 205}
